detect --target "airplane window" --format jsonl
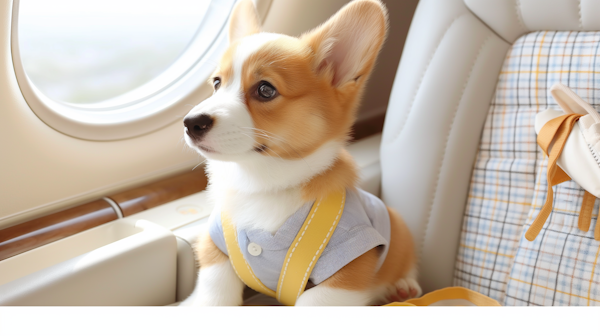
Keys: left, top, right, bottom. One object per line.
{"left": 12, "top": 0, "right": 237, "bottom": 140}
{"left": 19, "top": 0, "right": 212, "bottom": 104}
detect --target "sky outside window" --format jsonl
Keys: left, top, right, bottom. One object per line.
{"left": 19, "top": 0, "right": 210, "bottom": 104}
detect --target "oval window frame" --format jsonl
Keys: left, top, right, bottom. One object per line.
{"left": 10, "top": 0, "right": 271, "bottom": 141}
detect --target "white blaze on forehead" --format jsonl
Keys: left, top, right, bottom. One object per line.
{"left": 224, "top": 32, "right": 284, "bottom": 95}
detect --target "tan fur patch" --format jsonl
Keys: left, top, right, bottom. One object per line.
{"left": 374, "top": 207, "right": 416, "bottom": 285}
{"left": 210, "top": 42, "right": 237, "bottom": 89}
{"left": 320, "top": 247, "right": 380, "bottom": 291}
{"left": 319, "top": 207, "right": 416, "bottom": 291}
{"left": 300, "top": 149, "right": 358, "bottom": 201}
{"left": 240, "top": 37, "right": 355, "bottom": 160}
{"left": 228, "top": 0, "right": 260, "bottom": 44}
{"left": 195, "top": 228, "right": 229, "bottom": 268}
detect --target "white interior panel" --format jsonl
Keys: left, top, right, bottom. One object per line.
{"left": 0, "top": 220, "right": 141, "bottom": 286}
{"left": 0, "top": 219, "right": 177, "bottom": 306}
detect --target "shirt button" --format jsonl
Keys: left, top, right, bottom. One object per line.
{"left": 247, "top": 242, "right": 262, "bottom": 256}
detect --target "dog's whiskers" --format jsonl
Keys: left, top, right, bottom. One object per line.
{"left": 241, "top": 127, "right": 304, "bottom": 156}
{"left": 240, "top": 133, "right": 283, "bottom": 181}
{"left": 240, "top": 132, "right": 286, "bottom": 162}
{"left": 241, "top": 127, "right": 314, "bottom": 173}
{"left": 192, "top": 159, "right": 207, "bottom": 171}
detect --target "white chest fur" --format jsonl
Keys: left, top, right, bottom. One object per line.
{"left": 219, "top": 186, "right": 305, "bottom": 234}
{"left": 205, "top": 141, "right": 341, "bottom": 233}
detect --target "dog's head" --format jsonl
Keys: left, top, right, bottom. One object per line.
{"left": 184, "top": 0, "right": 387, "bottom": 164}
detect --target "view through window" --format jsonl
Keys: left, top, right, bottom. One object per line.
{"left": 18, "top": 0, "right": 211, "bottom": 104}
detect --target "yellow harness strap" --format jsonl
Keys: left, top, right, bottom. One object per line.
{"left": 221, "top": 189, "right": 346, "bottom": 305}
{"left": 525, "top": 113, "right": 600, "bottom": 241}
{"left": 222, "top": 212, "right": 276, "bottom": 297}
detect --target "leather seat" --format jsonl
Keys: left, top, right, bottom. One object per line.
{"left": 381, "top": 0, "right": 600, "bottom": 303}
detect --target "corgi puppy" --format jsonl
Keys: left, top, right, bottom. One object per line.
{"left": 181, "top": 0, "right": 420, "bottom": 306}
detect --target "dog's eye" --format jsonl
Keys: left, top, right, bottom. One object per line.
{"left": 213, "top": 77, "right": 221, "bottom": 91}
{"left": 257, "top": 81, "right": 277, "bottom": 100}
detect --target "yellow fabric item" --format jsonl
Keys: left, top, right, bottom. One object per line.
{"left": 221, "top": 212, "right": 276, "bottom": 297}
{"left": 221, "top": 189, "right": 346, "bottom": 305}
{"left": 385, "top": 287, "right": 501, "bottom": 306}
{"left": 526, "top": 113, "right": 584, "bottom": 241}
{"left": 276, "top": 189, "right": 346, "bottom": 306}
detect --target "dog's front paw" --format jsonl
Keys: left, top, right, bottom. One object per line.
{"left": 387, "top": 278, "right": 422, "bottom": 302}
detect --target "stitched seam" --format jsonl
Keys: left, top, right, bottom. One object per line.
{"left": 419, "top": 36, "right": 493, "bottom": 261}
{"left": 578, "top": 0, "right": 583, "bottom": 29}
{"left": 393, "top": 14, "right": 466, "bottom": 140}
{"left": 277, "top": 199, "right": 322, "bottom": 301}
{"left": 514, "top": 0, "right": 527, "bottom": 31}
{"left": 296, "top": 191, "right": 346, "bottom": 300}
{"left": 588, "top": 143, "right": 600, "bottom": 168}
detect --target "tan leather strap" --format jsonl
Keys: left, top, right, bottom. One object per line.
{"left": 526, "top": 113, "right": 582, "bottom": 241}
{"left": 579, "top": 190, "right": 595, "bottom": 233}
{"left": 221, "top": 189, "right": 346, "bottom": 305}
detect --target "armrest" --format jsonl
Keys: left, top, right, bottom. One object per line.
{"left": 0, "top": 219, "right": 177, "bottom": 306}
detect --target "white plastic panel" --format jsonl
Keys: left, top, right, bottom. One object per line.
{"left": 0, "top": 219, "right": 177, "bottom": 306}
{"left": 0, "top": 220, "right": 141, "bottom": 286}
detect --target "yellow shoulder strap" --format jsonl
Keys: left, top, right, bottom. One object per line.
{"left": 221, "top": 212, "right": 276, "bottom": 297}
{"left": 276, "top": 189, "right": 346, "bottom": 306}
{"left": 221, "top": 189, "right": 346, "bottom": 305}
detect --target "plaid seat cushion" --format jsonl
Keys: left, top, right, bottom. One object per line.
{"left": 453, "top": 31, "right": 600, "bottom": 305}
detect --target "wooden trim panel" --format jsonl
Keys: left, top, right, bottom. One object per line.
{"left": 0, "top": 200, "right": 118, "bottom": 261}
{"left": 107, "top": 170, "right": 209, "bottom": 217}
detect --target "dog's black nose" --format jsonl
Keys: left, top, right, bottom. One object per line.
{"left": 184, "top": 114, "right": 214, "bottom": 139}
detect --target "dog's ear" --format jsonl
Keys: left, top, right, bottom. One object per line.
{"left": 229, "top": 0, "right": 261, "bottom": 44}
{"left": 301, "top": 0, "right": 388, "bottom": 87}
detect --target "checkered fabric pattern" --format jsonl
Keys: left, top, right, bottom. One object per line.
{"left": 453, "top": 31, "right": 600, "bottom": 305}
